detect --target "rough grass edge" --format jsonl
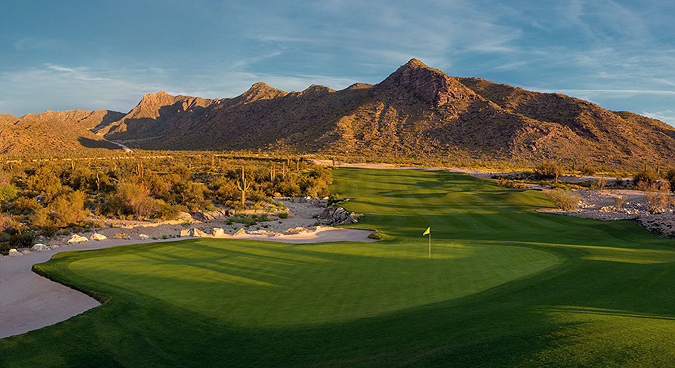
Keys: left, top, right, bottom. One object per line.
{"left": 31, "top": 263, "right": 112, "bottom": 304}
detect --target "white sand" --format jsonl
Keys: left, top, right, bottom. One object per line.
{"left": 0, "top": 227, "right": 374, "bottom": 339}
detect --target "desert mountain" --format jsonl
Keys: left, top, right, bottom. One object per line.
{"left": 0, "top": 109, "right": 122, "bottom": 155}
{"left": 3, "top": 59, "right": 675, "bottom": 168}
{"left": 95, "top": 59, "right": 675, "bottom": 167}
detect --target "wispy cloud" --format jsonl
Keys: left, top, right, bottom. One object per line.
{"left": 13, "top": 37, "right": 65, "bottom": 51}
{"left": 643, "top": 110, "right": 675, "bottom": 125}
{"left": 1, "top": 0, "right": 674, "bottom": 125}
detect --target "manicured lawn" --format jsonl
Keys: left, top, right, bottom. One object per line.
{"left": 2, "top": 168, "right": 675, "bottom": 367}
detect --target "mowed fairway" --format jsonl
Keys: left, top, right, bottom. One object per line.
{"left": 2, "top": 168, "right": 675, "bottom": 367}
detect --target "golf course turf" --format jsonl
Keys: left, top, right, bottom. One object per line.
{"left": 2, "top": 168, "right": 675, "bottom": 367}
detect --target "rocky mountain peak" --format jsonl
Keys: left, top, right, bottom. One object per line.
{"left": 239, "top": 82, "right": 287, "bottom": 103}
{"left": 402, "top": 58, "right": 429, "bottom": 69}
{"left": 379, "top": 59, "right": 476, "bottom": 107}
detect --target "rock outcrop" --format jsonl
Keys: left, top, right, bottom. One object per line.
{"left": 319, "top": 207, "right": 363, "bottom": 225}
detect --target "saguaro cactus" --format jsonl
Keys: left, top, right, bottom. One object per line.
{"left": 236, "top": 166, "right": 251, "bottom": 206}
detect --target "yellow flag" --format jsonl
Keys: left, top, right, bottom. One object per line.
{"left": 422, "top": 227, "right": 430, "bottom": 236}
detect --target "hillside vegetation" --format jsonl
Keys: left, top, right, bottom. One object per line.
{"left": 0, "top": 155, "right": 330, "bottom": 254}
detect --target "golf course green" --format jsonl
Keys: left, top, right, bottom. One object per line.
{"left": 2, "top": 168, "right": 675, "bottom": 367}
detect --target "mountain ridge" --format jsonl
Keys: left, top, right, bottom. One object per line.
{"left": 2, "top": 59, "right": 674, "bottom": 168}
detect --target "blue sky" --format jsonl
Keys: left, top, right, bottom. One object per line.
{"left": 1, "top": 0, "right": 674, "bottom": 124}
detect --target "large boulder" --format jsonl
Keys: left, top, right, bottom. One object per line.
{"left": 8, "top": 249, "right": 21, "bottom": 257}
{"left": 67, "top": 235, "right": 88, "bottom": 244}
{"left": 212, "top": 228, "right": 225, "bottom": 237}
{"left": 180, "top": 229, "right": 191, "bottom": 237}
{"left": 138, "top": 234, "right": 150, "bottom": 240}
{"left": 113, "top": 233, "right": 130, "bottom": 240}
{"left": 232, "top": 228, "right": 247, "bottom": 237}
{"left": 32, "top": 244, "right": 50, "bottom": 252}
{"left": 191, "top": 228, "right": 209, "bottom": 237}
{"left": 92, "top": 233, "right": 107, "bottom": 241}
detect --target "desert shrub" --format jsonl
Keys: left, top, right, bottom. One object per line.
{"left": 11, "top": 196, "right": 41, "bottom": 214}
{"left": 172, "top": 181, "right": 208, "bottom": 210}
{"left": 248, "top": 189, "right": 267, "bottom": 203}
{"left": 133, "top": 196, "right": 161, "bottom": 218}
{"left": 0, "top": 213, "right": 15, "bottom": 232}
{"left": 155, "top": 200, "right": 180, "bottom": 221}
{"left": 496, "top": 178, "right": 527, "bottom": 189}
{"left": 9, "top": 232, "right": 36, "bottom": 248}
{"left": 590, "top": 177, "right": 608, "bottom": 190}
{"left": 278, "top": 212, "right": 289, "bottom": 219}
{"left": 546, "top": 190, "right": 580, "bottom": 211}
{"left": 52, "top": 191, "right": 88, "bottom": 226}
{"left": 634, "top": 167, "right": 660, "bottom": 187}
{"left": 0, "top": 185, "right": 18, "bottom": 203}
{"left": 614, "top": 196, "right": 626, "bottom": 210}
{"left": 534, "top": 161, "right": 562, "bottom": 181}
{"left": 106, "top": 182, "right": 149, "bottom": 217}
{"left": 143, "top": 173, "right": 172, "bottom": 197}
{"left": 26, "top": 165, "right": 64, "bottom": 201}
{"left": 229, "top": 215, "right": 257, "bottom": 226}
{"left": 645, "top": 191, "right": 670, "bottom": 214}
{"left": 276, "top": 179, "right": 302, "bottom": 197}
{"left": 580, "top": 166, "right": 596, "bottom": 176}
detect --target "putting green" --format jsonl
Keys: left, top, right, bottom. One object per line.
{"left": 66, "top": 237, "right": 557, "bottom": 326}
{"left": 3, "top": 168, "right": 675, "bottom": 367}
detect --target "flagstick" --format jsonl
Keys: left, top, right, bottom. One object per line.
{"left": 428, "top": 232, "right": 431, "bottom": 259}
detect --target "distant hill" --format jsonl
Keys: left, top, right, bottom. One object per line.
{"left": 3, "top": 59, "right": 675, "bottom": 168}
{"left": 0, "top": 110, "right": 123, "bottom": 155}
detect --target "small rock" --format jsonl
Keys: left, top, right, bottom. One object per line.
{"left": 113, "top": 233, "right": 130, "bottom": 240}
